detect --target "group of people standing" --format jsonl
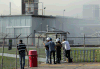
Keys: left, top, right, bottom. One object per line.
{"left": 16, "top": 37, "right": 72, "bottom": 69}
{"left": 43, "top": 37, "right": 72, "bottom": 64}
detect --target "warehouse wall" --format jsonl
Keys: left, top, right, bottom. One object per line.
{"left": 0, "top": 15, "right": 32, "bottom": 45}
{"left": 55, "top": 17, "right": 100, "bottom": 45}
{"left": 32, "top": 17, "right": 55, "bottom": 46}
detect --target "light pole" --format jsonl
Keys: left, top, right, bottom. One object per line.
{"left": 63, "top": 9, "right": 65, "bottom": 31}
{"left": 44, "top": 7, "right": 46, "bottom": 15}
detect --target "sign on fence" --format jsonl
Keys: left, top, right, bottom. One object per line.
{"left": 8, "top": 39, "right": 12, "bottom": 50}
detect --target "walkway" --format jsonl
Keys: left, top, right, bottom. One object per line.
{"left": 18, "top": 62, "right": 100, "bottom": 69}
{"left": 0, "top": 53, "right": 46, "bottom": 62}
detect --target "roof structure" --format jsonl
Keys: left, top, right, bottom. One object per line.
{"left": 0, "top": 14, "right": 56, "bottom": 18}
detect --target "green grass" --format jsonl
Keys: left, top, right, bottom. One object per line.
{"left": 0, "top": 56, "right": 28, "bottom": 69}
{"left": 1, "top": 47, "right": 100, "bottom": 62}
{"left": 0, "top": 56, "right": 41, "bottom": 69}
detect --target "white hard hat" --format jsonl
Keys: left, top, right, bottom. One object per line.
{"left": 56, "top": 38, "right": 60, "bottom": 42}
{"left": 46, "top": 37, "right": 50, "bottom": 40}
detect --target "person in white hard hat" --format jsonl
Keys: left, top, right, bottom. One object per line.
{"left": 55, "top": 38, "right": 62, "bottom": 64}
{"left": 43, "top": 37, "right": 50, "bottom": 64}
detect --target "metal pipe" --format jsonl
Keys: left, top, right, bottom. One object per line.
{"left": 2, "top": 34, "right": 8, "bottom": 69}
{"left": 15, "top": 34, "right": 21, "bottom": 69}
{"left": 27, "top": 37, "right": 29, "bottom": 67}
{"left": 90, "top": 50, "right": 91, "bottom": 62}
{"left": 38, "top": 36, "right": 39, "bottom": 65}
{"left": 84, "top": 34, "right": 85, "bottom": 62}
{"left": 93, "top": 49, "right": 95, "bottom": 62}
{"left": 10, "top": 2, "right": 11, "bottom": 15}
{"left": 47, "top": 25, "right": 48, "bottom": 32}
{"left": 15, "top": 36, "right": 17, "bottom": 69}
{"left": 63, "top": 10, "right": 65, "bottom": 31}
{"left": 1, "top": 39, "right": 5, "bottom": 69}
{"left": 77, "top": 50, "right": 78, "bottom": 62}
{"left": 80, "top": 50, "right": 82, "bottom": 62}
{"left": 27, "top": 33, "right": 32, "bottom": 67}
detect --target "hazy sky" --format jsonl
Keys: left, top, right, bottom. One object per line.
{"left": 0, "top": 0, "right": 100, "bottom": 18}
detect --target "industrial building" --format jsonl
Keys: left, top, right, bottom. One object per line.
{"left": 22, "top": 0, "right": 38, "bottom": 15}
{"left": 83, "top": 4, "right": 99, "bottom": 19}
{"left": 0, "top": 15, "right": 99, "bottom": 46}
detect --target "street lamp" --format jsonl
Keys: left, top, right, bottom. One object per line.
{"left": 44, "top": 7, "right": 46, "bottom": 15}
{"left": 62, "top": 9, "right": 65, "bottom": 31}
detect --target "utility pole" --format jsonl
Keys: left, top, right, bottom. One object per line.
{"left": 63, "top": 9, "right": 65, "bottom": 31}
{"left": 10, "top": 2, "right": 11, "bottom": 15}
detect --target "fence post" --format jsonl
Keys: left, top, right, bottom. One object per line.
{"left": 27, "top": 33, "right": 32, "bottom": 67}
{"left": 71, "top": 51, "right": 72, "bottom": 59}
{"left": 80, "top": 50, "right": 81, "bottom": 62}
{"left": 84, "top": 34, "right": 85, "bottom": 62}
{"left": 27, "top": 37, "right": 29, "bottom": 67}
{"left": 75, "top": 50, "right": 77, "bottom": 62}
{"left": 74, "top": 50, "right": 75, "bottom": 62}
{"left": 38, "top": 36, "right": 39, "bottom": 64}
{"left": 1, "top": 38, "right": 5, "bottom": 69}
{"left": 1, "top": 34, "right": 8, "bottom": 69}
{"left": 16, "top": 36, "right": 17, "bottom": 69}
{"left": 95, "top": 50, "right": 97, "bottom": 62}
{"left": 86, "top": 50, "right": 88, "bottom": 62}
{"left": 99, "top": 50, "right": 100, "bottom": 62}
{"left": 90, "top": 50, "right": 91, "bottom": 62}
{"left": 77, "top": 50, "right": 78, "bottom": 62}
{"left": 15, "top": 34, "right": 21, "bottom": 69}
{"left": 63, "top": 49, "right": 65, "bottom": 61}
{"left": 93, "top": 49, "right": 95, "bottom": 62}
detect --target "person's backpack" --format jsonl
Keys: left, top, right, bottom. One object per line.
{"left": 46, "top": 46, "right": 49, "bottom": 50}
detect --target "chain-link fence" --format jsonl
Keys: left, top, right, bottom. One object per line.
{"left": 0, "top": 33, "right": 46, "bottom": 69}
{"left": 1, "top": 33, "right": 100, "bottom": 69}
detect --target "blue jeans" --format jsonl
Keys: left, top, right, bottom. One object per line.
{"left": 19, "top": 52, "right": 25, "bottom": 69}
{"left": 45, "top": 49, "right": 49, "bottom": 63}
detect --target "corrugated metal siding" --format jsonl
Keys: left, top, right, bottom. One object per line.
{"left": 32, "top": 17, "right": 56, "bottom": 46}
{"left": 0, "top": 16, "right": 32, "bottom": 45}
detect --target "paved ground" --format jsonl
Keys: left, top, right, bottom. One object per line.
{"left": 18, "top": 62, "right": 100, "bottom": 69}
{"left": 0, "top": 53, "right": 46, "bottom": 62}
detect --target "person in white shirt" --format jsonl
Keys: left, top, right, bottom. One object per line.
{"left": 62, "top": 39, "right": 71, "bottom": 63}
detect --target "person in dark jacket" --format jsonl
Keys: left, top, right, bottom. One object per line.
{"left": 49, "top": 38, "right": 56, "bottom": 64}
{"left": 55, "top": 38, "right": 62, "bottom": 64}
